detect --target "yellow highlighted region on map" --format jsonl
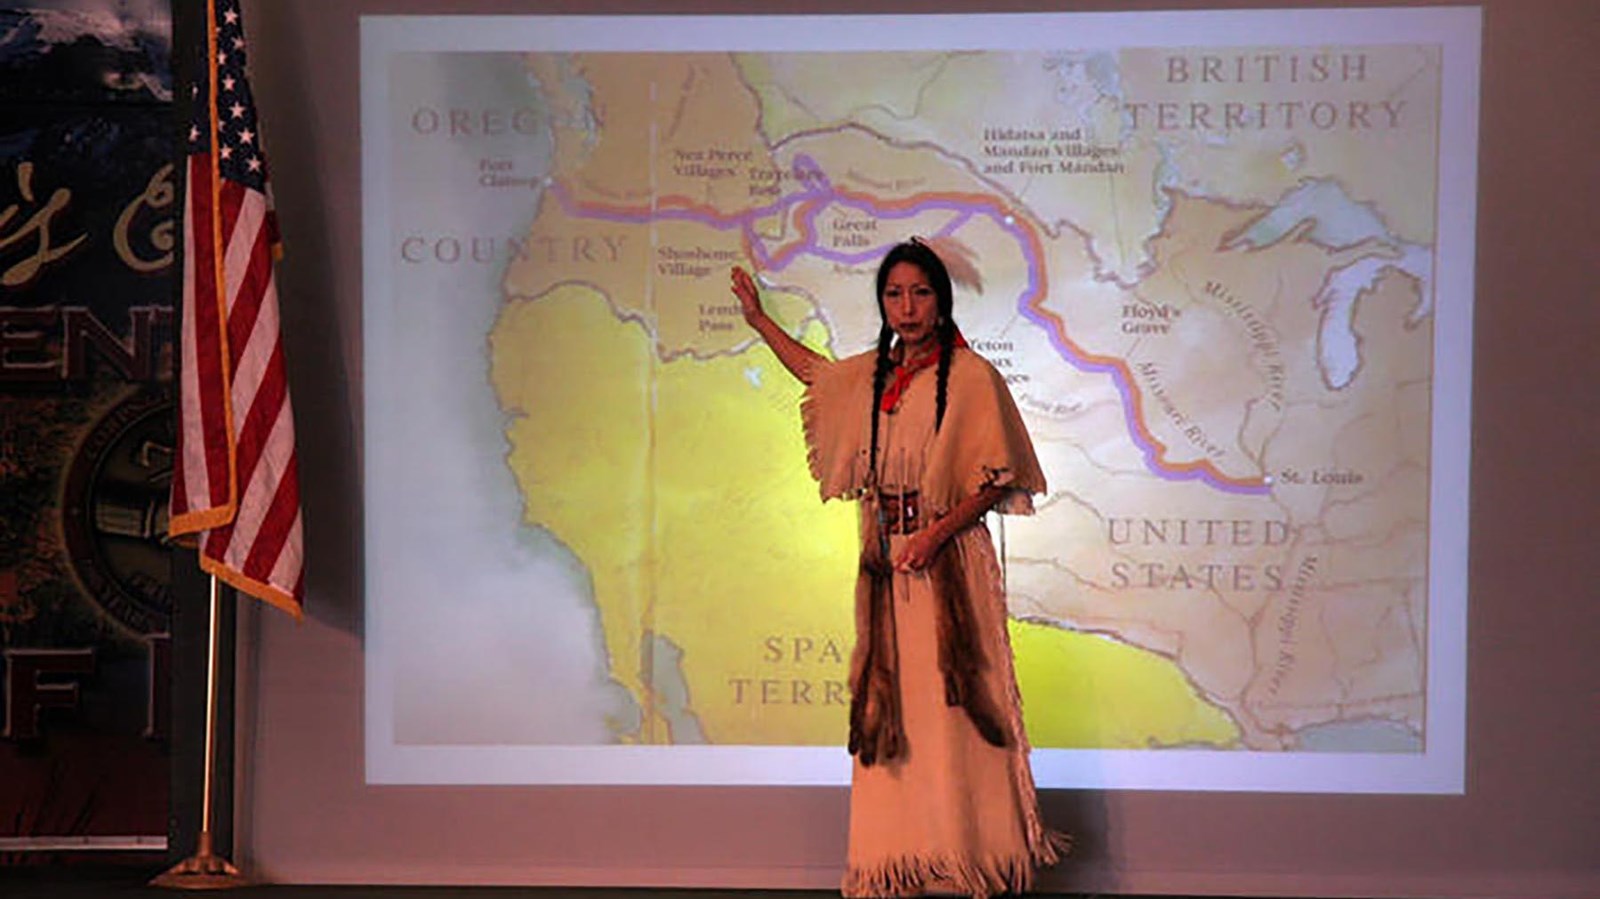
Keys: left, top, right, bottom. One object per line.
{"left": 492, "top": 285, "right": 1248, "bottom": 749}
{"left": 491, "top": 283, "right": 858, "bottom": 744}
{"left": 490, "top": 285, "right": 654, "bottom": 738}
{"left": 1009, "top": 619, "right": 1239, "bottom": 749}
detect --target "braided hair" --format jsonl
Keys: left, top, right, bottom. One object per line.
{"left": 868, "top": 239, "right": 958, "bottom": 488}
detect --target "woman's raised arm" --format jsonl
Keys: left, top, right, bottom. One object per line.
{"left": 732, "top": 265, "right": 825, "bottom": 385}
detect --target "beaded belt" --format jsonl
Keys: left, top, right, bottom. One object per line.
{"left": 876, "top": 490, "right": 923, "bottom": 535}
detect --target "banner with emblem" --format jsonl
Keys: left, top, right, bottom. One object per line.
{"left": 0, "top": 0, "right": 175, "bottom": 852}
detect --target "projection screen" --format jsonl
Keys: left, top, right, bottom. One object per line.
{"left": 360, "top": 7, "right": 1478, "bottom": 792}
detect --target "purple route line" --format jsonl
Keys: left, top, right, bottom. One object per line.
{"left": 547, "top": 154, "right": 1269, "bottom": 497}
{"left": 935, "top": 211, "right": 975, "bottom": 239}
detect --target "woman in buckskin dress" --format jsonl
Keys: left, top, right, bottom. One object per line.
{"left": 731, "top": 239, "right": 1069, "bottom": 898}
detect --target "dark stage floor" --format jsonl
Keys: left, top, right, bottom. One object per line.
{"left": 0, "top": 864, "right": 1336, "bottom": 899}
{"left": 0, "top": 868, "right": 1107, "bottom": 899}
{"left": 0, "top": 867, "right": 966, "bottom": 899}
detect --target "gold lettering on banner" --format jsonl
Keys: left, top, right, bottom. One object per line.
{"left": 0, "top": 162, "right": 89, "bottom": 288}
{"left": 0, "top": 305, "right": 174, "bottom": 381}
{"left": 114, "top": 164, "right": 177, "bottom": 274}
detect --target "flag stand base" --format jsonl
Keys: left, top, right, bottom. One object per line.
{"left": 150, "top": 832, "right": 249, "bottom": 889}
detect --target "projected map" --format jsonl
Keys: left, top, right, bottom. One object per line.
{"left": 366, "top": 11, "right": 1475, "bottom": 788}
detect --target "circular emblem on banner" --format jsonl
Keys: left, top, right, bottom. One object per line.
{"left": 61, "top": 387, "right": 175, "bottom": 635}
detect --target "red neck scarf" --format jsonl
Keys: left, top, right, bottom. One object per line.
{"left": 879, "top": 329, "right": 968, "bottom": 412}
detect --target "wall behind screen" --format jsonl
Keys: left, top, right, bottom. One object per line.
{"left": 234, "top": 0, "right": 1598, "bottom": 895}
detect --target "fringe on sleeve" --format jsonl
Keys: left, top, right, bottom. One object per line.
{"left": 799, "top": 351, "right": 879, "bottom": 502}
{"left": 921, "top": 349, "right": 1047, "bottom": 516}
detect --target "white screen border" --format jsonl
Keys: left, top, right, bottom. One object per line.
{"left": 360, "top": 6, "right": 1480, "bottom": 793}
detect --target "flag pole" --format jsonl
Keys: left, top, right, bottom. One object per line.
{"left": 151, "top": 573, "right": 248, "bottom": 889}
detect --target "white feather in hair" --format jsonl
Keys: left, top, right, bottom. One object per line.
{"left": 914, "top": 234, "right": 984, "bottom": 295}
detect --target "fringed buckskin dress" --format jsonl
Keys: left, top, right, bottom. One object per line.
{"left": 802, "top": 347, "right": 1070, "bottom": 899}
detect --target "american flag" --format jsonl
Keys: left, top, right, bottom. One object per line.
{"left": 169, "top": 0, "right": 303, "bottom": 616}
